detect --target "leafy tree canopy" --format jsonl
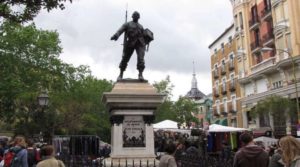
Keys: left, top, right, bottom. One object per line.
{"left": 0, "top": 0, "right": 72, "bottom": 23}
{"left": 0, "top": 21, "right": 113, "bottom": 142}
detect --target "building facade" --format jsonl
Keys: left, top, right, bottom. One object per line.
{"left": 229, "top": 0, "right": 300, "bottom": 137}
{"left": 209, "top": 24, "right": 242, "bottom": 127}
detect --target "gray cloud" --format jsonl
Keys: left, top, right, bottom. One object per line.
{"left": 34, "top": 0, "right": 232, "bottom": 98}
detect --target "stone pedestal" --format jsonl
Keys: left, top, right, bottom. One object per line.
{"left": 102, "top": 80, "right": 164, "bottom": 160}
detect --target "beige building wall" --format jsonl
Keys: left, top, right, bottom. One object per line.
{"left": 209, "top": 25, "right": 241, "bottom": 127}
{"left": 227, "top": 0, "right": 300, "bottom": 136}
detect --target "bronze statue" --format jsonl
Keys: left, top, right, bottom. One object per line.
{"left": 111, "top": 11, "right": 153, "bottom": 81}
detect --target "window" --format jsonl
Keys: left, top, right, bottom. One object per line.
{"left": 221, "top": 43, "right": 225, "bottom": 53}
{"left": 272, "top": 81, "right": 282, "bottom": 89}
{"left": 239, "top": 12, "right": 243, "bottom": 29}
{"left": 251, "top": 5, "right": 258, "bottom": 21}
{"left": 255, "top": 53, "right": 262, "bottom": 64}
{"left": 232, "top": 96, "right": 237, "bottom": 111}
{"left": 234, "top": 14, "right": 238, "bottom": 30}
{"left": 229, "top": 36, "right": 232, "bottom": 44}
{"left": 214, "top": 48, "right": 217, "bottom": 54}
{"left": 216, "top": 101, "right": 220, "bottom": 114}
{"left": 264, "top": 0, "right": 271, "bottom": 10}
{"left": 222, "top": 78, "right": 226, "bottom": 91}
{"left": 223, "top": 98, "right": 227, "bottom": 113}
{"left": 254, "top": 29, "right": 260, "bottom": 46}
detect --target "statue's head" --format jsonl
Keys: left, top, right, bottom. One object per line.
{"left": 132, "top": 11, "right": 140, "bottom": 21}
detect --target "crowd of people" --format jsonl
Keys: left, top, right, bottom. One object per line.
{"left": 157, "top": 132, "right": 300, "bottom": 167}
{"left": 0, "top": 135, "right": 64, "bottom": 167}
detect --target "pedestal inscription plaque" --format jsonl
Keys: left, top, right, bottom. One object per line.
{"left": 123, "top": 115, "right": 145, "bottom": 147}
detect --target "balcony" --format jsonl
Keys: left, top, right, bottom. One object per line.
{"left": 221, "top": 65, "right": 226, "bottom": 75}
{"left": 230, "top": 80, "right": 236, "bottom": 92}
{"left": 261, "top": 7, "right": 272, "bottom": 21}
{"left": 228, "top": 60, "right": 235, "bottom": 71}
{"left": 251, "top": 57, "right": 275, "bottom": 74}
{"left": 221, "top": 85, "right": 227, "bottom": 95}
{"left": 250, "top": 40, "right": 262, "bottom": 53}
{"left": 249, "top": 17, "right": 260, "bottom": 31}
{"left": 213, "top": 69, "right": 219, "bottom": 79}
{"left": 262, "top": 30, "right": 274, "bottom": 46}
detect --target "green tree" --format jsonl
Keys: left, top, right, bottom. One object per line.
{"left": 0, "top": 21, "right": 114, "bottom": 142}
{"left": 54, "top": 76, "right": 113, "bottom": 142}
{"left": 173, "top": 97, "right": 199, "bottom": 128}
{"left": 250, "top": 95, "right": 297, "bottom": 135}
{"left": 0, "top": 0, "right": 72, "bottom": 23}
{"left": 153, "top": 76, "right": 177, "bottom": 123}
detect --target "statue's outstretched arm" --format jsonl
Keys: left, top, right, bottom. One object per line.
{"left": 111, "top": 23, "right": 127, "bottom": 41}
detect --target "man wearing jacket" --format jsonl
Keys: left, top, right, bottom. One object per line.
{"left": 233, "top": 132, "right": 269, "bottom": 167}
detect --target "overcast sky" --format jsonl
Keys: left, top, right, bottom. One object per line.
{"left": 34, "top": 0, "right": 233, "bottom": 100}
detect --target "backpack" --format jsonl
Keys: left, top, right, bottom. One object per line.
{"left": 27, "top": 148, "right": 40, "bottom": 166}
{"left": 3, "top": 147, "right": 22, "bottom": 167}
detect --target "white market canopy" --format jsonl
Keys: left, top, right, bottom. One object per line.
{"left": 208, "top": 124, "right": 247, "bottom": 132}
{"left": 254, "top": 136, "right": 278, "bottom": 147}
{"left": 153, "top": 120, "right": 178, "bottom": 129}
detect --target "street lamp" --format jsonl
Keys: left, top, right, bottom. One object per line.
{"left": 261, "top": 47, "right": 300, "bottom": 136}
{"left": 37, "top": 89, "right": 49, "bottom": 107}
{"left": 37, "top": 89, "right": 49, "bottom": 143}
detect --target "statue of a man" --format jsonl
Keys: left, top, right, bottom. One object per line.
{"left": 111, "top": 11, "right": 152, "bottom": 81}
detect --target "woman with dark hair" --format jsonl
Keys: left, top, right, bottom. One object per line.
{"left": 159, "top": 142, "right": 177, "bottom": 167}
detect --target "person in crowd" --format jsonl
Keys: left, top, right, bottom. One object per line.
{"left": 27, "top": 139, "right": 40, "bottom": 167}
{"left": 36, "top": 145, "right": 65, "bottom": 167}
{"left": 159, "top": 142, "right": 177, "bottom": 167}
{"left": 269, "top": 141, "right": 284, "bottom": 167}
{"left": 0, "top": 140, "right": 8, "bottom": 161}
{"left": 221, "top": 141, "right": 232, "bottom": 161}
{"left": 3, "top": 135, "right": 28, "bottom": 167}
{"left": 279, "top": 136, "right": 300, "bottom": 167}
{"left": 174, "top": 142, "right": 185, "bottom": 167}
{"left": 233, "top": 132, "right": 269, "bottom": 167}
{"left": 185, "top": 141, "right": 200, "bottom": 156}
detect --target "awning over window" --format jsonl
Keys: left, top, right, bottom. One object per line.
{"left": 220, "top": 118, "right": 228, "bottom": 126}
{"left": 213, "top": 119, "right": 220, "bottom": 124}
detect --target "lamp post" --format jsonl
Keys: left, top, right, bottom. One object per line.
{"left": 261, "top": 47, "right": 300, "bottom": 136}
{"left": 37, "top": 89, "right": 49, "bottom": 143}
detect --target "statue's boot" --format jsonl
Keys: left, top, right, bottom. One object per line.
{"left": 117, "top": 71, "right": 123, "bottom": 81}
{"left": 138, "top": 71, "right": 144, "bottom": 81}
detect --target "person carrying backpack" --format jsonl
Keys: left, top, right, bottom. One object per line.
{"left": 3, "top": 136, "right": 28, "bottom": 167}
{"left": 27, "top": 139, "right": 40, "bottom": 167}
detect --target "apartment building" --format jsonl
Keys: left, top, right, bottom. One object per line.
{"left": 229, "top": 0, "right": 300, "bottom": 137}
{"left": 209, "top": 24, "right": 242, "bottom": 127}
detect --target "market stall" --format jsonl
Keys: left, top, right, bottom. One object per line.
{"left": 207, "top": 124, "right": 247, "bottom": 152}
